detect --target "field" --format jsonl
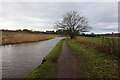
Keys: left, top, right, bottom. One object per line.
{"left": 74, "top": 36, "right": 119, "bottom": 57}
{"left": 76, "top": 36, "right": 119, "bottom": 45}
{"left": 1, "top": 31, "right": 58, "bottom": 45}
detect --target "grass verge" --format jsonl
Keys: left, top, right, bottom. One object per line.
{"left": 26, "top": 38, "right": 65, "bottom": 78}
{"left": 68, "top": 39, "right": 119, "bottom": 78}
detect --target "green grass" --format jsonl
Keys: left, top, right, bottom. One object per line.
{"left": 68, "top": 39, "right": 119, "bottom": 78}
{"left": 26, "top": 38, "right": 65, "bottom": 78}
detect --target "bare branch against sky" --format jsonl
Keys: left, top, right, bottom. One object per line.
{"left": 0, "top": 1, "right": 118, "bottom": 34}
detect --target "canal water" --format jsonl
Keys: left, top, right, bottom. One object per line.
{"left": 1, "top": 37, "right": 63, "bottom": 78}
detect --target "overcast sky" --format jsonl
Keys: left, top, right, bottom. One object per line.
{"left": 0, "top": 2, "right": 118, "bottom": 34}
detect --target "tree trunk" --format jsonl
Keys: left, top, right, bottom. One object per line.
{"left": 70, "top": 35, "right": 76, "bottom": 39}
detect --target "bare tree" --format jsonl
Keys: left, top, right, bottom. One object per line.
{"left": 55, "top": 11, "right": 91, "bottom": 39}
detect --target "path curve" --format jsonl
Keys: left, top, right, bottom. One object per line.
{"left": 57, "top": 39, "right": 77, "bottom": 78}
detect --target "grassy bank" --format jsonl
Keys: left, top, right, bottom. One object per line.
{"left": 1, "top": 31, "right": 58, "bottom": 45}
{"left": 68, "top": 39, "right": 119, "bottom": 78}
{"left": 26, "top": 38, "right": 65, "bottom": 78}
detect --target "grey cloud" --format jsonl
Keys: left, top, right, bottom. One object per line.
{"left": 0, "top": 2, "right": 118, "bottom": 33}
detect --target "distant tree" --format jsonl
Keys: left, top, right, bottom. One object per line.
{"left": 46, "top": 30, "right": 55, "bottom": 34}
{"left": 81, "top": 32, "right": 85, "bottom": 36}
{"left": 56, "top": 29, "right": 68, "bottom": 35}
{"left": 16, "top": 29, "right": 22, "bottom": 32}
{"left": 55, "top": 11, "right": 91, "bottom": 39}
{"left": 23, "top": 29, "right": 29, "bottom": 31}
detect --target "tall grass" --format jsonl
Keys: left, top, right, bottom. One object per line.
{"left": 75, "top": 36, "right": 119, "bottom": 58}
{"left": 2, "top": 31, "right": 58, "bottom": 45}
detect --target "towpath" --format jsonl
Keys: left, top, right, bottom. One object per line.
{"left": 57, "top": 40, "right": 78, "bottom": 78}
